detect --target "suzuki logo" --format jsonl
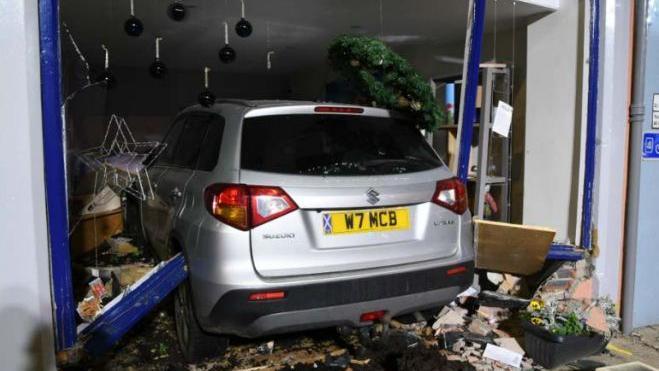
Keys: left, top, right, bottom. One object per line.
{"left": 366, "top": 188, "right": 380, "bottom": 205}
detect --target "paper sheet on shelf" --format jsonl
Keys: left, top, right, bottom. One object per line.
{"left": 492, "top": 101, "right": 513, "bottom": 137}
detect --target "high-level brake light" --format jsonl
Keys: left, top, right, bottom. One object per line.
{"left": 314, "top": 106, "right": 364, "bottom": 114}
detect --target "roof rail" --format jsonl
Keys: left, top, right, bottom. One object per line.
{"left": 212, "top": 99, "right": 257, "bottom": 107}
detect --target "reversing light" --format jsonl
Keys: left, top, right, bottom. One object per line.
{"left": 204, "top": 184, "right": 298, "bottom": 230}
{"left": 314, "top": 106, "right": 364, "bottom": 114}
{"left": 249, "top": 186, "right": 297, "bottom": 227}
{"left": 432, "top": 178, "right": 468, "bottom": 214}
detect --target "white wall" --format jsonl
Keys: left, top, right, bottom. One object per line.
{"left": 519, "top": 0, "right": 560, "bottom": 10}
{"left": 0, "top": 0, "right": 56, "bottom": 369}
{"left": 524, "top": 0, "right": 585, "bottom": 242}
{"left": 592, "top": 0, "right": 631, "bottom": 309}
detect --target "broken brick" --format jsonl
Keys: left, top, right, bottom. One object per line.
{"left": 494, "top": 337, "right": 525, "bottom": 356}
{"left": 586, "top": 306, "right": 608, "bottom": 333}
{"left": 468, "top": 319, "right": 493, "bottom": 336}
{"left": 572, "top": 278, "right": 593, "bottom": 301}
{"left": 432, "top": 307, "right": 466, "bottom": 329}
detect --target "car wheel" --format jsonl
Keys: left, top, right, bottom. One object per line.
{"left": 174, "top": 280, "right": 229, "bottom": 362}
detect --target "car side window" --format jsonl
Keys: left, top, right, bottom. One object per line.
{"left": 171, "top": 114, "right": 210, "bottom": 169}
{"left": 196, "top": 115, "right": 225, "bottom": 171}
{"left": 158, "top": 115, "right": 187, "bottom": 165}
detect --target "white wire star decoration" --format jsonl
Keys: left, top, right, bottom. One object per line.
{"left": 78, "top": 114, "right": 166, "bottom": 201}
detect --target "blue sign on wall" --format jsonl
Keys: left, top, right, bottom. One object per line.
{"left": 643, "top": 132, "right": 659, "bottom": 159}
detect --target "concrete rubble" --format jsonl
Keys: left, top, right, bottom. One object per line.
{"left": 212, "top": 260, "right": 621, "bottom": 370}
{"left": 74, "top": 258, "right": 624, "bottom": 370}
{"left": 413, "top": 260, "right": 620, "bottom": 370}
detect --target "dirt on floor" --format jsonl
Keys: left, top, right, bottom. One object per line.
{"left": 67, "top": 301, "right": 473, "bottom": 371}
{"left": 64, "top": 299, "right": 659, "bottom": 371}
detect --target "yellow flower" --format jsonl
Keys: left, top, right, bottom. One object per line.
{"left": 531, "top": 317, "right": 544, "bottom": 326}
{"left": 529, "top": 299, "right": 545, "bottom": 311}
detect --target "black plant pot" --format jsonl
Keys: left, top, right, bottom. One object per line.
{"left": 522, "top": 321, "right": 608, "bottom": 369}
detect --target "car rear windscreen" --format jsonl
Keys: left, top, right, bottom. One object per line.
{"left": 241, "top": 114, "right": 443, "bottom": 175}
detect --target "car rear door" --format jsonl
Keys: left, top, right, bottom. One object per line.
{"left": 143, "top": 113, "right": 213, "bottom": 257}
{"left": 240, "top": 107, "right": 466, "bottom": 278}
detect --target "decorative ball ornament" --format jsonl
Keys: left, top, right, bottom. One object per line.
{"left": 97, "top": 70, "right": 117, "bottom": 89}
{"left": 168, "top": 2, "right": 186, "bottom": 21}
{"left": 219, "top": 44, "right": 236, "bottom": 63}
{"left": 235, "top": 18, "right": 252, "bottom": 37}
{"left": 198, "top": 67, "right": 215, "bottom": 107}
{"left": 235, "top": 1, "right": 252, "bottom": 37}
{"left": 97, "top": 45, "right": 116, "bottom": 89}
{"left": 149, "top": 60, "right": 167, "bottom": 79}
{"left": 149, "top": 37, "right": 168, "bottom": 79}
{"left": 198, "top": 90, "right": 216, "bottom": 107}
{"left": 124, "top": 0, "right": 143, "bottom": 37}
{"left": 219, "top": 22, "right": 236, "bottom": 63}
{"left": 124, "top": 17, "right": 144, "bottom": 36}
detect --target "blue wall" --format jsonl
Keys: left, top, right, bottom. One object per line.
{"left": 631, "top": 4, "right": 659, "bottom": 328}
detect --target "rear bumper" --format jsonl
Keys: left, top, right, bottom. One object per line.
{"left": 204, "top": 261, "right": 473, "bottom": 338}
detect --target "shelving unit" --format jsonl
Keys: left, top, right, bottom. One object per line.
{"left": 432, "top": 65, "right": 512, "bottom": 222}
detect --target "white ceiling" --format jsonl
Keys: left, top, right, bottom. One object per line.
{"left": 61, "top": 0, "right": 549, "bottom": 75}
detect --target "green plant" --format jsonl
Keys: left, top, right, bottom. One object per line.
{"left": 551, "top": 312, "right": 588, "bottom": 336}
{"left": 525, "top": 299, "right": 589, "bottom": 336}
{"left": 328, "top": 35, "right": 444, "bottom": 131}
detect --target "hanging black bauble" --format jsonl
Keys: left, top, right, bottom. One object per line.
{"left": 168, "top": 3, "right": 186, "bottom": 21}
{"left": 124, "top": 16, "right": 144, "bottom": 36}
{"left": 96, "top": 69, "right": 116, "bottom": 89}
{"left": 235, "top": 18, "right": 252, "bottom": 37}
{"left": 219, "top": 44, "right": 236, "bottom": 63}
{"left": 149, "top": 59, "right": 168, "bottom": 79}
{"left": 198, "top": 89, "right": 216, "bottom": 107}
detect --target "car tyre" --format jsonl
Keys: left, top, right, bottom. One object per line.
{"left": 174, "top": 280, "right": 229, "bottom": 362}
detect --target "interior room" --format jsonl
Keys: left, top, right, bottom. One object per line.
{"left": 3, "top": 0, "right": 659, "bottom": 369}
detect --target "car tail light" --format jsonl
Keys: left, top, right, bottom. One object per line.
{"left": 314, "top": 106, "right": 364, "bottom": 114}
{"left": 432, "top": 178, "right": 468, "bottom": 214}
{"left": 204, "top": 184, "right": 298, "bottom": 230}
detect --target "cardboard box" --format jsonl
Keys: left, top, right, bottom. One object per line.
{"left": 474, "top": 220, "right": 555, "bottom": 275}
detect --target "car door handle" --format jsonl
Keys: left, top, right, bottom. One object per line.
{"left": 170, "top": 188, "right": 182, "bottom": 199}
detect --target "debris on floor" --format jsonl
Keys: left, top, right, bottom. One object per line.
{"left": 256, "top": 340, "right": 275, "bottom": 355}
{"left": 71, "top": 255, "right": 634, "bottom": 371}
{"left": 74, "top": 234, "right": 155, "bottom": 325}
{"left": 106, "top": 236, "right": 140, "bottom": 257}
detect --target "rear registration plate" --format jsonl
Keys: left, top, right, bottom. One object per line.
{"left": 322, "top": 208, "right": 410, "bottom": 235}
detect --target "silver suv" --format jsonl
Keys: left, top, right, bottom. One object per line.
{"left": 140, "top": 100, "right": 474, "bottom": 361}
